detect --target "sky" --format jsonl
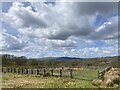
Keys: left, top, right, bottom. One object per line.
{"left": 0, "top": 0, "right": 119, "bottom": 58}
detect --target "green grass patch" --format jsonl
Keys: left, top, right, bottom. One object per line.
{"left": 73, "top": 68, "right": 98, "bottom": 80}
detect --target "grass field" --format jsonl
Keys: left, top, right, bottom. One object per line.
{"left": 2, "top": 68, "right": 98, "bottom": 88}
{"left": 2, "top": 68, "right": 119, "bottom": 88}
{"left": 73, "top": 68, "right": 98, "bottom": 80}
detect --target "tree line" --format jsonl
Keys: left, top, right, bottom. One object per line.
{"left": 1, "top": 54, "right": 119, "bottom": 68}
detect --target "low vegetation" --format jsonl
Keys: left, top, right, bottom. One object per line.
{"left": 2, "top": 72, "right": 97, "bottom": 88}
{"left": 92, "top": 68, "right": 120, "bottom": 88}
{"left": 1, "top": 54, "right": 120, "bottom": 88}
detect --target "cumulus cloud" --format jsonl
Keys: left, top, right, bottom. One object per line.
{"left": 0, "top": 32, "right": 28, "bottom": 51}
{"left": 88, "top": 16, "right": 118, "bottom": 40}
{"left": 2, "top": 2, "right": 118, "bottom": 41}
{"left": 1, "top": 1, "right": 118, "bottom": 58}
{"left": 70, "top": 2, "right": 117, "bottom": 16}
{"left": 62, "top": 45, "right": 118, "bottom": 58}
{"left": 45, "top": 39, "right": 76, "bottom": 47}
{"left": 2, "top": 2, "right": 47, "bottom": 29}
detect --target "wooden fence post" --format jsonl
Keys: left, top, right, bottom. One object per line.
{"left": 60, "top": 69, "right": 62, "bottom": 77}
{"left": 51, "top": 69, "right": 53, "bottom": 76}
{"left": 7, "top": 67, "right": 10, "bottom": 73}
{"left": 3, "top": 67, "right": 5, "bottom": 73}
{"left": 7, "top": 68, "right": 9, "bottom": 73}
{"left": 11, "top": 68, "right": 13, "bottom": 73}
{"left": 43, "top": 69, "right": 46, "bottom": 76}
{"left": 98, "top": 70, "right": 99, "bottom": 79}
{"left": 26, "top": 68, "right": 28, "bottom": 74}
{"left": 70, "top": 69, "right": 73, "bottom": 78}
{"left": 21, "top": 68, "right": 24, "bottom": 74}
{"left": 37, "top": 69, "right": 39, "bottom": 75}
{"left": 4, "top": 67, "right": 7, "bottom": 73}
{"left": 102, "top": 70, "right": 105, "bottom": 80}
{"left": 98, "top": 70, "right": 105, "bottom": 80}
{"left": 31, "top": 69, "right": 33, "bottom": 74}
{"left": 2, "top": 67, "right": 3, "bottom": 72}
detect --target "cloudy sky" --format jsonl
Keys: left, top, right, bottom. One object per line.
{"left": 1, "top": 1, "right": 119, "bottom": 58}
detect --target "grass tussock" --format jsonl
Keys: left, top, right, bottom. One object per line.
{"left": 92, "top": 67, "right": 120, "bottom": 88}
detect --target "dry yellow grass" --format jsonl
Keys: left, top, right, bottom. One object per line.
{"left": 2, "top": 73, "right": 97, "bottom": 88}
{"left": 92, "top": 67, "right": 120, "bottom": 88}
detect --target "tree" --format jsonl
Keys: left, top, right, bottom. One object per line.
{"left": 27, "top": 59, "right": 38, "bottom": 66}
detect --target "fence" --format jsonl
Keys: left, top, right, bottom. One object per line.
{"left": 1, "top": 67, "right": 73, "bottom": 78}
{"left": 98, "top": 70, "right": 105, "bottom": 80}
{"left": 2, "top": 67, "right": 111, "bottom": 80}
{"left": 98, "top": 67, "right": 112, "bottom": 80}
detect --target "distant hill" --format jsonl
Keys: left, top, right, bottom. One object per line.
{"left": 35, "top": 57, "right": 81, "bottom": 61}
{"left": 56, "top": 57, "right": 81, "bottom": 61}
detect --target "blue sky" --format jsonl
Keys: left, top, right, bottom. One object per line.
{"left": 1, "top": 1, "right": 119, "bottom": 58}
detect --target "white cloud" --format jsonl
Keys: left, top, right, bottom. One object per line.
{"left": 2, "top": 2, "right": 47, "bottom": 29}
{"left": 0, "top": 32, "right": 28, "bottom": 51}
{"left": 45, "top": 39, "right": 76, "bottom": 47}
{"left": 1, "top": 2, "right": 118, "bottom": 58}
{"left": 2, "top": 2, "right": 118, "bottom": 41}
{"left": 62, "top": 45, "right": 118, "bottom": 58}
{"left": 88, "top": 16, "right": 118, "bottom": 40}
{"left": 103, "top": 39, "right": 118, "bottom": 46}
